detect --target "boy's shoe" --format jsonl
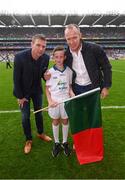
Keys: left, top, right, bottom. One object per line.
{"left": 62, "top": 142, "right": 71, "bottom": 156}
{"left": 52, "top": 143, "right": 61, "bottom": 157}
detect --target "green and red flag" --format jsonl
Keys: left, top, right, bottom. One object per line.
{"left": 64, "top": 88, "right": 104, "bottom": 165}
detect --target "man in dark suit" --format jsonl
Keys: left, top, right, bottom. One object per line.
{"left": 13, "top": 34, "right": 52, "bottom": 154}
{"left": 64, "top": 24, "right": 112, "bottom": 97}
{"left": 64, "top": 24, "right": 112, "bottom": 150}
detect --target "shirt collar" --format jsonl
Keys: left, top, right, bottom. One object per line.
{"left": 70, "top": 44, "right": 82, "bottom": 56}
{"left": 53, "top": 64, "right": 67, "bottom": 73}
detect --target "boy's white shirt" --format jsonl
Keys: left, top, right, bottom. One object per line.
{"left": 46, "top": 66, "right": 72, "bottom": 102}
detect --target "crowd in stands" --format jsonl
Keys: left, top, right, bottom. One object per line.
{"left": 0, "top": 49, "right": 125, "bottom": 62}
{"left": 105, "top": 49, "right": 125, "bottom": 59}
{"left": 0, "top": 27, "right": 125, "bottom": 39}
{"left": 0, "top": 27, "right": 125, "bottom": 61}
{"left": 0, "top": 27, "right": 64, "bottom": 39}
{"left": 0, "top": 51, "right": 15, "bottom": 62}
{"left": 80, "top": 27, "right": 125, "bottom": 39}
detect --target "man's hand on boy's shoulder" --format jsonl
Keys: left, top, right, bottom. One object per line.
{"left": 44, "top": 70, "right": 51, "bottom": 81}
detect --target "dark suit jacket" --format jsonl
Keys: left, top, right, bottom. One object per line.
{"left": 64, "top": 41, "right": 112, "bottom": 89}
{"left": 13, "top": 49, "right": 49, "bottom": 99}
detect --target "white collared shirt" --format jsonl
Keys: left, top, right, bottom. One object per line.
{"left": 70, "top": 47, "right": 91, "bottom": 86}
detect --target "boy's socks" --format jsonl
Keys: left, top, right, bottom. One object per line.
{"left": 52, "top": 124, "right": 59, "bottom": 143}
{"left": 62, "top": 123, "right": 69, "bottom": 143}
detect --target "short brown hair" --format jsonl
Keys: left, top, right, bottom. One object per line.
{"left": 52, "top": 45, "right": 65, "bottom": 56}
{"left": 32, "top": 34, "right": 46, "bottom": 42}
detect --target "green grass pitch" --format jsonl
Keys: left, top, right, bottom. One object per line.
{"left": 0, "top": 60, "right": 125, "bottom": 179}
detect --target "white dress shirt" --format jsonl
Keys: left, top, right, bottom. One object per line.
{"left": 70, "top": 46, "right": 91, "bottom": 86}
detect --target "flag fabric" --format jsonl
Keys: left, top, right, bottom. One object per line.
{"left": 64, "top": 89, "right": 104, "bottom": 165}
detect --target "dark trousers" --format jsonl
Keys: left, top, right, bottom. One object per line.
{"left": 73, "top": 83, "right": 93, "bottom": 95}
{"left": 20, "top": 93, "right": 43, "bottom": 141}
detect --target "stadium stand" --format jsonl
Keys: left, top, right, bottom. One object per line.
{"left": 0, "top": 14, "right": 125, "bottom": 61}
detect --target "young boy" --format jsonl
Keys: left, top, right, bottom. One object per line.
{"left": 46, "top": 46, "right": 75, "bottom": 157}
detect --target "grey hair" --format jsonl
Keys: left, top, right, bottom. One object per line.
{"left": 65, "top": 24, "right": 80, "bottom": 32}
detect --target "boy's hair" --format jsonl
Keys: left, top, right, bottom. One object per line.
{"left": 32, "top": 34, "right": 46, "bottom": 42}
{"left": 52, "top": 46, "right": 65, "bottom": 56}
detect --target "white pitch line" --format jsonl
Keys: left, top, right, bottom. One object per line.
{"left": 112, "top": 69, "right": 125, "bottom": 74}
{"left": 0, "top": 106, "right": 125, "bottom": 113}
{"left": 0, "top": 109, "right": 33, "bottom": 113}
{"left": 102, "top": 106, "right": 125, "bottom": 109}
{"left": 0, "top": 110, "right": 20, "bottom": 113}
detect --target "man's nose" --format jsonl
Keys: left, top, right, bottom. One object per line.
{"left": 69, "top": 39, "right": 74, "bottom": 45}
{"left": 40, "top": 47, "right": 44, "bottom": 51}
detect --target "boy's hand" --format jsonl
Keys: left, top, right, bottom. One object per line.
{"left": 69, "top": 90, "right": 75, "bottom": 97}
{"left": 49, "top": 100, "right": 58, "bottom": 108}
{"left": 70, "top": 92, "right": 75, "bottom": 97}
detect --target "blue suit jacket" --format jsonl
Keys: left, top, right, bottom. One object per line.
{"left": 13, "top": 49, "right": 49, "bottom": 99}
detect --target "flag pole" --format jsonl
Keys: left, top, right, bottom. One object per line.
{"left": 62, "top": 87, "right": 100, "bottom": 104}
{"left": 33, "top": 106, "right": 49, "bottom": 114}
{"left": 33, "top": 87, "right": 100, "bottom": 114}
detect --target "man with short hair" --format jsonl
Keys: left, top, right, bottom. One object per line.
{"left": 64, "top": 24, "right": 112, "bottom": 150}
{"left": 64, "top": 24, "right": 112, "bottom": 97}
{"left": 13, "top": 34, "right": 52, "bottom": 154}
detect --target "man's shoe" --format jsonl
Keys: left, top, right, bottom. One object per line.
{"left": 37, "top": 133, "right": 52, "bottom": 142}
{"left": 24, "top": 140, "right": 32, "bottom": 154}
{"left": 62, "top": 142, "right": 71, "bottom": 156}
{"left": 52, "top": 143, "right": 61, "bottom": 157}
